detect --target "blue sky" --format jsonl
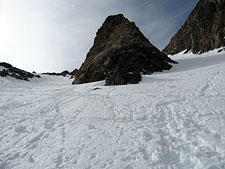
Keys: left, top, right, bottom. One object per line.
{"left": 0, "top": 0, "right": 198, "bottom": 72}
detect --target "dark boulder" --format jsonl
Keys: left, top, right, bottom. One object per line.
{"left": 61, "top": 70, "right": 70, "bottom": 76}
{"left": 73, "top": 14, "right": 176, "bottom": 85}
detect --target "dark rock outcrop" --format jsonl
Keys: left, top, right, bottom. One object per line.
{"left": 0, "top": 62, "right": 40, "bottom": 80}
{"left": 73, "top": 14, "right": 176, "bottom": 85}
{"left": 70, "top": 69, "right": 78, "bottom": 77}
{"left": 43, "top": 70, "right": 70, "bottom": 77}
{"left": 43, "top": 69, "right": 79, "bottom": 79}
{"left": 163, "top": 0, "right": 225, "bottom": 55}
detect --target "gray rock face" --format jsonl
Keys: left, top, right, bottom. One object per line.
{"left": 163, "top": 0, "right": 225, "bottom": 55}
{"left": 73, "top": 14, "right": 176, "bottom": 85}
{"left": 0, "top": 62, "right": 40, "bottom": 80}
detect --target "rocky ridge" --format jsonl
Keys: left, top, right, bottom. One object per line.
{"left": 73, "top": 14, "right": 176, "bottom": 85}
{"left": 42, "top": 69, "right": 78, "bottom": 78}
{"left": 0, "top": 62, "right": 40, "bottom": 80}
{"left": 43, "top": 71, "right": 70, "bottom": 77}
{"left": 163, "top": 0, "right": 225, "bottom": 55}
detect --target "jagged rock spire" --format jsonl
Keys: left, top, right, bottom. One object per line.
{"left": 74, "top": 14, "right": 176, "bottom": 85}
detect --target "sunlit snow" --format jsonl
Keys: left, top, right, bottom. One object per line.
{"left": 0, "top": 49, "right": 225, "bottom": 169}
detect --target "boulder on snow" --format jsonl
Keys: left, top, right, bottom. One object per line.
{"left": 0, "top": 62, "right": 41, "bottom": 80}
{"left": 73, "top": 14, "right": 176, "bottom": 85}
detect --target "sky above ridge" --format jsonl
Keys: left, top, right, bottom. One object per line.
{"left": 0, "top": 0, "right": 198, "bottom": 72}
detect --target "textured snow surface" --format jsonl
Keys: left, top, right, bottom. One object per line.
{"left": 1, "top": 50, "right": 225, "bottom": 169}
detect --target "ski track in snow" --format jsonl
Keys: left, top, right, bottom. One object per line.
{"left": 0, "top": 50, "right": 225, "bottom": 169}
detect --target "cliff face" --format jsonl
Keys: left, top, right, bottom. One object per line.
{"left": 163, "top": 0, "right": 225, "bottom": 55}
{"left": 73, "top": 14, "right": 176, "bottom": 85}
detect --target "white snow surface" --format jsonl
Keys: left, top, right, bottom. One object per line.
{"left": 1, "top": 49, "right": 225, "bottom": 169}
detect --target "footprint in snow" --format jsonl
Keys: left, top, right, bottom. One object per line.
{"left": 89, "top": 152, "right": 97, "bottom": 160}
{"left": 87, "top": 124, "right": 96, "bottom": 129}
{"left": 14, "top": 126, "right": 28, "bottom": 134}
{"left": 124, "top": 164, "right": 134, "bottom": 169}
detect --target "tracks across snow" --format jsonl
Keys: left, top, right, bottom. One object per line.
{"left": 0, "top": 50, "right": 225, "bottom": 169}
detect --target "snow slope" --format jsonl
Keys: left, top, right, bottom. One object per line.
{"left": 0, "top": 49, "right": 225, "bottom": 169}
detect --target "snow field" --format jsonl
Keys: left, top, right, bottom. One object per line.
{"left": 0, "top": 50, "right": 225, "bottom": 169}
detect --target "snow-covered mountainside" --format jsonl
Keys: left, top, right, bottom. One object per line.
{"left": 1, "top": 49, "right": 225, "bottom": 169}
